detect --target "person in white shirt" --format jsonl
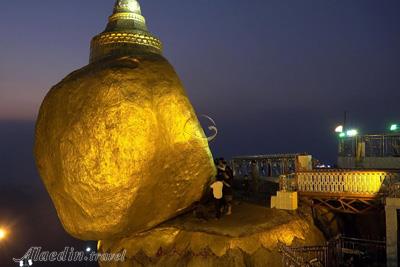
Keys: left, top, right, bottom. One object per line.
{"left": 210, "top": 176, "right": 224, "bottom": 219}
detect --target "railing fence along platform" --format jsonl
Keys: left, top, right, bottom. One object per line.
{"left": 279, "top": 170, "right": 400, "bottom": 214}
{"left": 296, "top": 170, "right": 398, "bottom": 197}
{"left": 339, "top": 134, "right": 400, "bottom": 158}
{"left": 231, "top": 153, "right": 311, "bottom": 179}
{"left": 279, "top": 242, "right": 330, "bottom": 267}
{"left": 279, "top": 236, "right": 386, "bottom": 267}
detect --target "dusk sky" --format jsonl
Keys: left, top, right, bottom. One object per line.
{"left": 0, "top": 0, "right": 399, "bottom": 265}
{"left": 1, "top": 0, "right": 400, "bottom": 163}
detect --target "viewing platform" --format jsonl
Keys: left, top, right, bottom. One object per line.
{"left": 277, "top": 169, "right": 400, "bottom": 214}
{"left": 338, "top": 133, "right": 400, "bottom": 169}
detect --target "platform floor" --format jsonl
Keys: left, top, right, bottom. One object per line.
{"left": 165, "top": 202, "right": 304, "bottom": 238}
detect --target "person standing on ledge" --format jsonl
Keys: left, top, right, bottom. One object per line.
{"left": 210, "top": 175, "right": 224, "bottom": 219}
{"left": 220, "top": 160, "right": 233, "bottom": 215}
{"left": 251, "top": 160, "right": 260, "bottom": 194}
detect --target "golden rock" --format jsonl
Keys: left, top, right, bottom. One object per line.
{"left": 35, "top": 53, "right": 215, "bottom": 240}
{"left": 34, "top": 0, "right": 215, "bottom": 240}
{"left": 98, "top": 203, "right": 326, "bottom": 267}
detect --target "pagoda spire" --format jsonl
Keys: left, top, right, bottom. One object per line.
{"left": 89, "top": 0, "right": 162, "bottom": 63}
{"left": 107, "top": 0, "right": 148, "bottom": 32}
{"left": 113, "top": 0, "right": 142, "bottom": 14}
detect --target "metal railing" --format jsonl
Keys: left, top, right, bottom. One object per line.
{"left": 335, "top": 236, "right": 386, "bottom": 266}
{"left": 295, "top": 170, "right": 399, "bottom": 197}
{"left": 279, "top": 173, "right": 297, "bottom": 192}
{"left": 279, "top": 236, "right": 386, "bottom": 267}
{"left": 339, "top": 134, "right": 400, "bottom": 158}
{"left": 388, "top": 183, "right": 400, "bottom": 198}
{"left": 231, "top": 153, "right": 308, "bottom": 178}
{"left": 279, "top": 243, "right": 305, "bottom": 267}
{"left": 279, "top": 243, "right": 329, "bottom": 267}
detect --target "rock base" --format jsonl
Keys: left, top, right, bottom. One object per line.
{"left": 99, "top": 203, "right": 325, "bottom": 267}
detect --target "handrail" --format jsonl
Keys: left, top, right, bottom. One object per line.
{"left": 279, "top": 235, "right": 386, "bottom": 267}
{"left": 388, "top": 183, "right": 400, "bottom": 198}
{"left": 294, "top": 170, "right": 399, "bottom": 196}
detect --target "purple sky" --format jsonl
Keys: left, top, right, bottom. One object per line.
{"left": 1, "top": 0, "right": 400, "bottom": 161}
{"left": 0, "top": 1, "right": 399, "bottom": 265}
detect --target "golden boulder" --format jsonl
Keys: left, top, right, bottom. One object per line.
{"left": 34, "top": 0, "right": 215, "bottom": 240}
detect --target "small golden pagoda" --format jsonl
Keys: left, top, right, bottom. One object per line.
{"left": 90, "top": 0, "right": 162, "bottom": 62}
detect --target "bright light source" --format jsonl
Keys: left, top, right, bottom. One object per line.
{"left": 390, "top": 124, "right": 398, "bottom": 131}
{"left": 86, "top": 247, "right": 91, "bottom": 253}
{"left": 335, "top": 125, "right": 344, "bottom": 133}
{"left": 28, "top": 259, "right": 33, "bottom": 266}
{"left": 339, "top": 132, "right": 346, "bottom": 138}
{"left": 346, "top": 129, "right": 358, "bottom": 137}
{"left": 19, "top": 261, "right": 23, "bottom": 267}
{"left": 0, "top": 228, "right": 6, "bottom": 240}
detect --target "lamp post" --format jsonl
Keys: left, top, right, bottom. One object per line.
{"left": 390, "top": 124, "right": 399, "bottom": 132}
{"left": 335, "top": 126, "right": 358, "bottom": 138}
{"left": 19, "top": 259, "right": 33, "bottom": 267}
{"left": 84, "top": 246, "right": 92, "bottom": 267}
{"left": 346, "top": 129, "right": 358, "bottom": 137}
{"left": 0, "top": 227, "right": 8, "bottom": 248}
{"left": 0, "top": 228, "right": 6, "bottom": 241}
{"left": 335, "top": 125, "right": 344, "bottom": 133}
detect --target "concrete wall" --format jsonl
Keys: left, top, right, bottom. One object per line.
{"left": 386, "top": 198, "right": 400, "bottom": 267}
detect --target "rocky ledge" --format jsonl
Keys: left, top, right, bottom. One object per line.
{"left": 98, "top": 203, "right": 325, "bottom": 267}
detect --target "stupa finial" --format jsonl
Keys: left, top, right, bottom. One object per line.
{"left": 113, "top": 0, "right": 142, "bottom": 14}
{"left": 89, "top": 0, "right": 162, "bottom": 63}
